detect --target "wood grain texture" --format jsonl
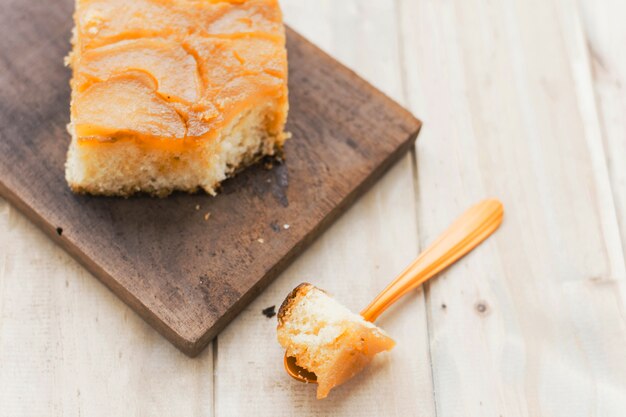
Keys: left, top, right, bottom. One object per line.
{"left": 0, "top": 199, "right": 215, "bottom": 417}
{"left": 213, "top": 1, "right": 436, "bottom": 415}
{"left": 399, "top": 0, "right": 626, "bottom": 415}
{"left": 578, "top": 0, "right": 626, "bottom": 258}
{"left": 0, "top": 0, "right": 420, "bottom": 356}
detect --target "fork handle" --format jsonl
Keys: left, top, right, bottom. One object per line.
{"left": 360, "top": 199, "right": 504, "bottom": 322}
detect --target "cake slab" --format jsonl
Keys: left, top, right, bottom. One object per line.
{"left": 0, "top": 0, "right": 421, "bottom": 356}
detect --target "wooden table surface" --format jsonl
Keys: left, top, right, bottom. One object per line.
{"left": 1, "top": 0, "right": 625, "bottom": 415}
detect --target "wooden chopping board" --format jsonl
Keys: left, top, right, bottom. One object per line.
{"left": 0, "top": 0, "right": 421, "bottom": 356}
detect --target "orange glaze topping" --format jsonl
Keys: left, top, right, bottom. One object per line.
{"left": 70, "top": 0, "right": 288, "bottom": 150}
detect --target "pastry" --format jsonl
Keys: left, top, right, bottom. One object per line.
{"left": 65, "top": 0, "right": 289, "bottom": 196}
{"left": 277, "top": 283, "right": 395, "bottom": 399}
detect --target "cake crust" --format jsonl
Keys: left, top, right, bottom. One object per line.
{"left": 277, "top": 282, "right": 314, "bottom": 325}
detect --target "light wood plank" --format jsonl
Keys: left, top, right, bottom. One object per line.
{"left": 555, "top": 0, "right": 626, "bottom": 281}
{"left": 398, "top": 0, "right": 626, "bottom": 415}
{"left": 0, "top": 199, "right": 214, "bottom": 417}
{"left": 213, "top": 1, "right": 436, "bottom": 416}
{"left": 578, "top": 0, "right": 626, "bottom": 257}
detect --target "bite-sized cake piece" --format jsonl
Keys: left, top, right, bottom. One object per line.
{"left": 277, "top": 283, "right": 395, "bottom": 399}
{"left": 66, "top": 0, "right": 289, "bottom": 196}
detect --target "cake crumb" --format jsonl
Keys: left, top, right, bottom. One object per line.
{"left": 195, "top": 204, "right": 200, "bottom": 211}
{"left": 257, "top": 238, "right": 265, "bottom": 244}
{"left": 262, "top": 305, "right": 276, "bottom": 318}
{"left": 204, "top": 212, "right": 211, "bottom": 221}
{"left": 283, "top": 224, "right": 290, "bottom": 230}
{"left": 56, "top": 227, "right": 63, "bottom": 236}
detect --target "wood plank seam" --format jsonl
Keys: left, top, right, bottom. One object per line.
{"left": 577, "top": 0, "right": 626, "bottom": 264}
{"left": 212, "top": 337, "right": 218, "bottom": 417}
{"left": 393, "top": 0, "right": 440, "bottom": 415}
{"left": 555, "top": 0, "right": 626, "bottom": 278}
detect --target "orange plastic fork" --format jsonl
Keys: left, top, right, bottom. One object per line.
{"left": 285, "top": 199, "right": 504, "bottom": 383}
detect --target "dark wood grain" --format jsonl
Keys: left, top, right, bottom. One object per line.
{"left": 0, "top": 0, "right": 421, "bottom": 356}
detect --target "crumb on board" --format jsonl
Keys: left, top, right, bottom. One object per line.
{"left": 283, "top": 224, "right": 290, "bottom": 230}
{"left": 195, "top": 204, "right": 200, "bottom": 211}
{"left": 56, "top": 227, "right": 63, "bottom": 236}
{"left": 262, "top": 305, "right": 276, "bottom": 318}
{"left": 204, "top": 212, "right": 211, "bottom": 221}
{"left": 257, "top": 238, "right": 265, "bottom": 244}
